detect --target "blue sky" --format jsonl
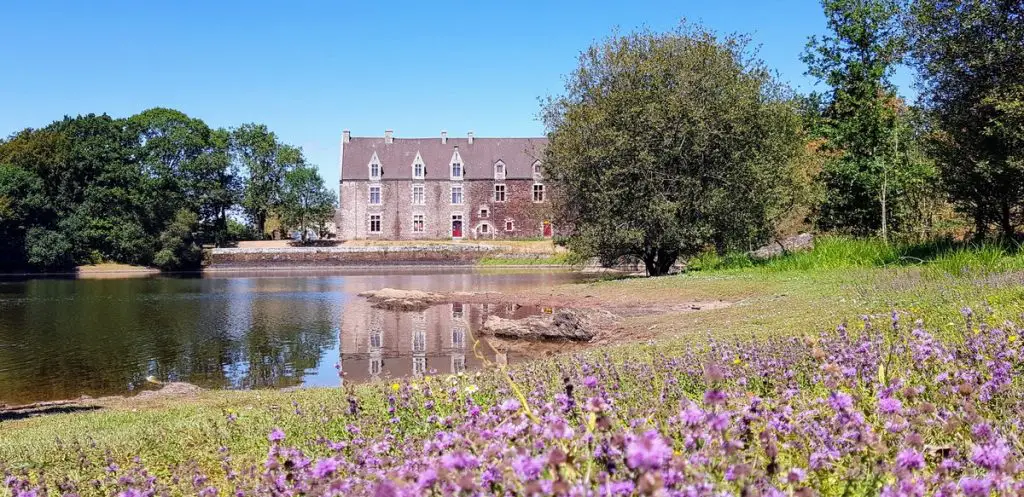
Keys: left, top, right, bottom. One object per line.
{"left": 0, "top": 0, "right": 914, "bottom": 191}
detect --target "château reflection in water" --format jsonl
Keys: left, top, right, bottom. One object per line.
{"left": 0, "top": 271, "right": 584, "bottom": 405}
{"left": 338, "top": 300, "right": 546, "bottom": 383}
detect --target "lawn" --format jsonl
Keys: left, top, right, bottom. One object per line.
{"left": 3, "top": 245, "right": 1024, "bottom": 495}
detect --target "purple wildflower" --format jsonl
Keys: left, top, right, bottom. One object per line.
{"left": 878, "top": 397, "right": 902, "bottom": 415}
{"left": 312, "top": 458, "right": 338, "bottom": 479}
{"left": 268, "top": 428, "right": 285, "bottom": 443}
{"left": 583, "top": 376, "right": 598, "bottom": 388}
{"left": 896, "top": 449, "right": 925, "bottom": 471}
{"left": 959, "top": 477, "right": 992, "bottom": 497}
{"left": 970, "top": 441, "right": 1010, "bottom": 471}
{"left": 625, "top": 430, "right": 673, "bottom": 470}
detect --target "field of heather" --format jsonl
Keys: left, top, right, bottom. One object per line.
{"left": 3, "top": 252, "right": 1024, "bottom": 496}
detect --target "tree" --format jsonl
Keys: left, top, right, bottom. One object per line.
{"left": 802, "top": 0, "right": 934, "bottom": 240}
{"left": 907, "top": 0, "right": 1024, "bottom": 239}
{"left": 542, "top": 23, "right": 805, "bottom": 276}
{"left": 153, "top": 209, "right": 203, "bottom": 270}
{"left": 279, "top": 165, "right": 337, "bottom": 242}
{"left": 0, "top": 164, "right": 48, "bottom": 268}
{"left": 232, "top": 124, "right": 298, "bottom": 236}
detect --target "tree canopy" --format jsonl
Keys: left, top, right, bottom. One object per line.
{"left": 542, "top": 24, "right": 806, "bottom": 276}
{"left": 0, "top": 110, "right": 335, "bottom": 272}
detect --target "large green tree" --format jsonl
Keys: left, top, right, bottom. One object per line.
{"left": 803, "top": 0, "right": 934, "bottom": 240}
{"left": 907, "top": 0, "right": 1024, "bottom": 239}
{"left": 279, "top": 165, "right": 337, "bottom": 242}
{"left": 542, "top": 23, "right": 805, "bottom": 276}
{"left": 232, "top": 124, "right": 300, "bottom": 236}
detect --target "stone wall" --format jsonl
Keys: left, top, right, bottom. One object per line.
{"left": 337, "top": 179, "right": 554, "bottom": 240}
{"left": 209, "top": 245, "right": 495, "bottom": 268}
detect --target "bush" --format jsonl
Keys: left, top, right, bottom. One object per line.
{"left": 24, "top": 227, "right": 74, "bottom": 270}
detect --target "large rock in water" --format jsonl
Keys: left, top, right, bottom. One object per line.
{"left": 357, "top": 288, "right": 445, "bottom": 311}
{"left": 480, "top": 310, "right": 594, "bottom": 341}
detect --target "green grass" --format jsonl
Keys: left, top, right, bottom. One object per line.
{"left": 477, "top": 253, "right": 574, "bottom": 266}
{"left": 686, "top": 234, "right": 1024, "bottom": 278}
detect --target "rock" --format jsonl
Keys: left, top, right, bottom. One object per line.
{"left": 480, "top": 309, "right": 594, "bottom": 341}
{"left": 749, "top": 233, "right": 815, "bottom": 260}
{"left": 135, "top": 382, "right": 203, "bottom": 399}
{"left": 357, "top": 288, "right": 445, "bottom": 311}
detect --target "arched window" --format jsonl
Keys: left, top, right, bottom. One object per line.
{"left": 494, "top": 161, "right": 506, "bottom": 180}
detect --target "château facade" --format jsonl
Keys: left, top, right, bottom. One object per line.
{"left": 337, "top": 130, "right": 552, "bottom": 240}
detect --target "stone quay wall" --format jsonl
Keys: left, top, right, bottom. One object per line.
{"left": 208, "top": 244, "right": 498, "bottom": 268}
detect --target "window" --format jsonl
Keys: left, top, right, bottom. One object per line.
{"left": 413, "top": 330, "right": 425, "bottom": 353}
{"left": 413, "top": 356, "right": 426, "bottom": 376}
{"left": 494, "top": 161, "right": 505, "bottom": 180}
{"left": 452, "top": 355, "right": 466, "bottom": 373}
{"left": 533, "top": 184, "right": 545, "bottom": 203}
{"left": 412, "top": 214, "right": 425, "bottom": 233}
{"left": 452, "top": 328, "right": 465, "bottom": 348}
{"left": 370, "top": 330, "right": 382, "bottom": 350}
{"left": 412, "top": 184, "right": 424, "bottom": 205}
{"left": 413, "top": 155, "right": 425, "bottom": 179}
{"left": 452, "top": 162, "right": 462, "bottom": 179}
{"left": 479, "top": 207, "right": 489, "bottom": 218}
{"left": 504, "top": 219, "right": 515, "bottom": 232}
{"left": 451, "top": 185, "right": 463, "bottom": 205}
{"left": 452, "top": 303, "right": 463, "bottom": 319}
{"left": 494, "top": 184, "right": 506, "bottom": 202}
{"left": 533, "top": 161, "right": 543, "bottom": 178}
{"left": 370, "top": 163, "right": 381, "bottom": 179}
{"left": 479, "top": 223, "right": 490, "bottom": 234}
{"left": 370, "top": 358, "right": 382, "bottom": 376}
{"left": 369, "top": 186, "right": 381, "bottom": 205}
{"left": 369, "top": 214, "right": 381, "bottom": 233}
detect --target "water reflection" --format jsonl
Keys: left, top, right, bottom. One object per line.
{"left": 0, "top": 270, "right": 586, "bottom": 404}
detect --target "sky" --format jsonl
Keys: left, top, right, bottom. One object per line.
{"left": 0, "top": 0, "right": 916, "bottom": 192}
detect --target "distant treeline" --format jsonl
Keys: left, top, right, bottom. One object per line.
{"left": 0, "top": 108, "right": 336, "bottom": 272}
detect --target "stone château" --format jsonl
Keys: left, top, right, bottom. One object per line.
{"left": 336, "top": 130, "right": 552, "bottom": 240}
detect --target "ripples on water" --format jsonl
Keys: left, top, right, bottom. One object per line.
{"left": 0, "top": 270, "right": 584, "bottom": 405}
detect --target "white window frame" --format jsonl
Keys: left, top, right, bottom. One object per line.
{"left": 494, "top": 161, "right": 506, "bottom": 181}
{"left": 368, "top": 214, "right": 382, "bottom": 234}
{"left": 532, "top": 160, "right": 543, "bottom": 181}
{"left": 368, "top": 185, "right": 381, "bottom": 205}
{"left": 477, "top": 222, "right": 492, "bottom": 235}
{"left": 450, "top": 184, "right": 464, "bottom": 205}
{"left": 479, "top": 205, "right": 489, "bottom": 218}
{"left": 368, "top": 152, "right": 382, "bottom": 181}
{"left": 412, "top": 213, "right": 425, "bottom": 233}
{"left": 532, "top": 183, "right": 545, "bottom": 203}
{"left": 411, "top": 184, "right": 425, "bottom": 205}
{"left": 412, "top": 152, "right": 425, "bottom": 179}
{"left": 494, "top": 184, "right": 506, "bottom": 203}
{"left": 449, "top": 149, "right": 464, "bottom": 180}
{"left": 504, "top": 218, "right": 515, "bottom": 232}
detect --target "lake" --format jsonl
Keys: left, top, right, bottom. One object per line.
{"left": 0, "top": 269, "right": 587, "bottom": 405}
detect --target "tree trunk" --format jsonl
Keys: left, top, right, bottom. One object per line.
{"left": 643, "top": 248, "right": 679, "bottom": 277}
{"left": 255, "top": 212, "right": 267, "bottom": 239}
{"left": 1000, "top": 201, "right": 1014, "bottom": 240}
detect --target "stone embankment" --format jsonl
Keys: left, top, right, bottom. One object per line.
{"left": 208, "top": 244, "right": 496, "bottom": 268}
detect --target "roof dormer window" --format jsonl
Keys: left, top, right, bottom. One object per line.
{"left": 532, "top": 160, "right": 543, "bottom": 180}
{"left": 368, "top": 152, "right": 382, "bottom": 181}
{"left": 412, "top": 152, "right": 425, "bottom": 179}
{"left": 450, "top": 148, "right": 464, "bottom": 181}
{"left": 494, "top": 161, "right": 506, "bottom": 181}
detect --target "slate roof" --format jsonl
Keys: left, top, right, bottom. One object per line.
{"left": 341, "top": 136, "right": 548, "bottom": 181}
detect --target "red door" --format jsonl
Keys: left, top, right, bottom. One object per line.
{"left": 543, "top": 221, "right": 553, "bottom": 238}
{"left": 452, "top": 218, "right": 463, "bottom": 238}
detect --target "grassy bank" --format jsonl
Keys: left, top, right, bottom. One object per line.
{"left": 3, "top": 245, "right": 1024, "bottom": 495}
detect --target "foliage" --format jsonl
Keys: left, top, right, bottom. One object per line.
{"left": 542, "top": 23, "right": 805, "bottom": 276}
{"left": 907, "top": 0, "right": 1024, "bottom": 239}
{"left": 0, "top": 110, "right": 332, "bottom": 271}
{"left": 803, "top": 0, "right": 938, "bottom": 238}
{"left": 232, "top": 124, "right": 303, "bottom": 236}
{"left": 279, "top": 165, "right": 338, "bottom": 242}
{"left": 152, "top": 209, "right": 203, "bottom": 270}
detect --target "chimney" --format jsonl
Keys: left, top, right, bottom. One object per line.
{"left": 441, "top": 130, "right": 448, "bottom": 144}
{"left": 342, "top": 129, "right": 350, "bottom": 144}
{"left": 467, "top": 131, "right": 474, "bottom": 145}
{"left": 384, "top": 129, "right": 394, "bottom": 144}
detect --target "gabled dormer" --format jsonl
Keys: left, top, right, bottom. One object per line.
{"left": 368, "top": 151, "right": 382, "bottom": 181}
{"left": 450, "top": 147, "right": 464, "bottom": 181}
{"left": 411, "top": 152, "right": 425, "bottom": 180}
{"left": 532, "top": 160, "right": 543, "bottom": 181}
{"left": 493, "top": 160, "right": 506, "bottom": 181}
